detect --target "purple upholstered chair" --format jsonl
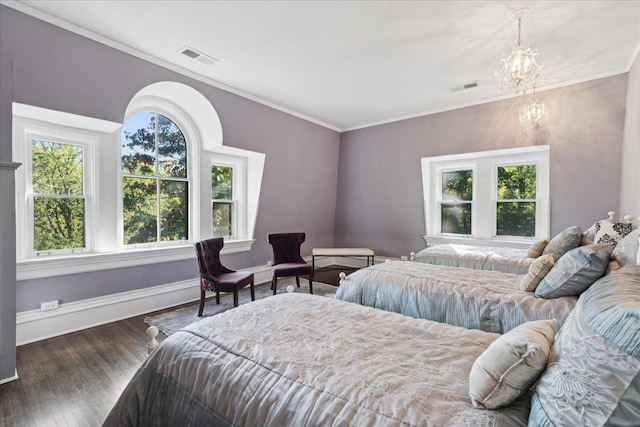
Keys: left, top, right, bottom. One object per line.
{"left": 194, "top": 238, "right": 255, "bottom": 316}
{"left": 268, "top": 233, "right": 313, "bottom": 295}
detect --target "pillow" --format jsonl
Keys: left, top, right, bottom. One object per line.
{"left": 529, "top": 266, "right": 640, "bottom": 426}
{"left": 611, "top": 228, "right": 639, "bottom": 268}
{"left": 594, "top": 219, "right": 632, "bottom": 246}
{"left": 542, "top": 226, "right": 582, "bottom": 262}
{"left": 520, "top": 254, "right": 554, "bottom": 292}
{"left": 527, "top": 239, "right": 549, "bottom": 258}
{"left": 469, "top": 319, "right": 555, "bottom": 410}
{"left": 605, "top": 260, "right": 620, "bottom": 275}
{"left": 535, "top": 244, "right": 612, "bottom": 298}
{"left": 581, "top": 223, "right": 597, "bottom": 246}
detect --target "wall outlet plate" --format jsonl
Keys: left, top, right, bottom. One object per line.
{"left": 40, "top": 300, "right": 59, "bottom": 311}
{"left": 266, "top": 260, "right": 273, "bottom": 266}
{"left": 400, "top": 255, "right": 408, "bottom": 261}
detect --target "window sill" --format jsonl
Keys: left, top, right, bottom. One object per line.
{"left": 422, "top": 235, "right": 533, "bottom": 249}
{"left": 17, "top": 239, "right": 255, "bottom": 280}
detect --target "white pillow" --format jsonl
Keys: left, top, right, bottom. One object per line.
{"left": 469, "top": 319, "right": 556, "bottom": 409}
{"left": 594, "top": 220, "right": 632, "bottom": 246}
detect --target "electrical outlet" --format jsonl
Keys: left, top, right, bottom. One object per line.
{"left": 400, "top": 255, "right": 408, "bottom": 261}
{"left": 40, "top": 300, "right": 59, "bottom": 311}
{"left": 266, "top": 260, "right": 272, "bottom": 266}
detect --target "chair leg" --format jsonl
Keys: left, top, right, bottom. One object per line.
{"left": 233, "top": 290, "right": 239, "bottom": 308}
{"left": 296, "top": 276, "right": 301, "bottom": 287}
{"left": 250, "top": 281, "right": 256, "bottom": 301}
{"left": 216, "top": 291, "right": 220, "bottom": 305}
{"left": 198, "top": 290, "right": 206, "bottom": 317}
{"left": 273, "top": 276, "right": 278, "bottom": 295}
{"left": 309, "top": 276, "right": 313, "bottom": 295}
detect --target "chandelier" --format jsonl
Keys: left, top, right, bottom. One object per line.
{"left": 519, "top": 87, "right": 549, "bottom": 128}
{"left": 496, "top": 8, "right": 543, "bottom": 93}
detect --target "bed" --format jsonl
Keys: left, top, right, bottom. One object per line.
{"left": 105, "top": 266, "right": 640, "bottom": 427}
{"left": 335, "top": 261, "right": 577, "bottom": 333}
{"left": 104, "top": 293, "right": 532, "bottom": 426}
{"left": 412, "top": 213, "right": 636, "bottom": 275}
{"left": 411, "top": 244, "right": 534, "bottom": 274}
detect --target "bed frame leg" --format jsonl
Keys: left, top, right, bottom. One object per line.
{"left": 146, "top": 326, "right": 159, "bottom": 356}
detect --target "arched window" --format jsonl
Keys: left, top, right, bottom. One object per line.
{"left": 121, "top": 111, "right": 189, "bottom": 245}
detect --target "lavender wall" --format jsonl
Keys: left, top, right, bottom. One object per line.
{"left": 335, "top": 75, "right": 628, "bottom": 257}
{"left": 620, "top": 52, "right": 640, "bottom": 220}
{"left": 0, "top": 6, "right": 340, "bottom": 312}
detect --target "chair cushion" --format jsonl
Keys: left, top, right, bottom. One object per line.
{"left": 272, "top": 263, "right": 312, "bottom": 277}
{"left": 214, "top": 272, "right": 254, "bottom": 291}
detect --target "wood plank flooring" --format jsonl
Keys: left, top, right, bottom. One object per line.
{"left": 0, "top": 268, "right": 343, "bottom": 426}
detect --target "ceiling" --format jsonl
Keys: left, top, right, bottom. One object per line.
{"left": 6, "top": 1, "right": 640, "bottom": 131}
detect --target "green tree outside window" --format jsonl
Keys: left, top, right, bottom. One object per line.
{"left": 121, "top": 112, "right": 188, "bottom": 245}
{"left": 31, "top": 139, "right": 85, "bottom": 252}
{"left": 496, "top": 165, "right": 537, "bottom": 237}
{"left": 440, "top": 170, "right": 473, "bottom": 235}
{"left": 211, "top": 165, "right": 234, "bottom": 238}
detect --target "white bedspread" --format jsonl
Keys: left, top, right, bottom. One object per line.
{"left": 105, "top": 293, "right": 531, "bottom": 426}
{"left": 413, "top": 244, "right": 535, "bottom": 274}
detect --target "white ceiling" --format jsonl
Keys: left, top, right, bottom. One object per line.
{"left": 6, "top": 0, "right": 640, "bottom": 131}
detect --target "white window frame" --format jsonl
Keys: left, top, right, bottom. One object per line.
{"left": 210, "top": 154, "right": 247, "bottom": 241}
{"left": 436, "top": 164, "right": 476, "bottom": 237}
{"left": 119, "top": 104, "right": 196, "bottom": 249}
{"left": 13, "top": 116, "right": 101, "bottom": 261}
{"left": 422, "top": 146, "right": 550, "bottom": 248}
{"left": 13, "top": 96, "right": 262, "bottom": 281}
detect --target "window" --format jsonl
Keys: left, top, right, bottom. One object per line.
{"left": 31, "top": 139, "right": 88, "bottom": 253}
{"left": 121, "top": 112, "right": 189, "bottom": 245}
{"left": 422, "top": 146, "right": 549, "bottom": 246}
{"left": 13, "top": 116, "right": 98, "bottom": 259}
{"left": 496, "top": 165, "right": 537, "bottom": 237}
{"left": 211, "top": 164, "right": 235, "bottom": 238}
{"left": 440, "top": 169, "right": 473, "bottom": 235}
{"left": 14, "top": 86, "right": 264, "bottom": 280}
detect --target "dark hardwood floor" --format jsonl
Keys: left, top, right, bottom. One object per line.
{"left": 0, "top": 267, "right": 344, "bottom": 427}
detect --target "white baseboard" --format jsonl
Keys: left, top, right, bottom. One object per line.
{"left": 16, "top": 256, "right": 335, "bottom": 345}
{"left": 0, "top": 369, "right": 19, "bottom": 385}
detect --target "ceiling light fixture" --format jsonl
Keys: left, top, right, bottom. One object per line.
{"left": 496, "top": 8, "right": 543, "bottom": 93}
{"left": 519, "top": 86, "right": 548, "bottom": 128}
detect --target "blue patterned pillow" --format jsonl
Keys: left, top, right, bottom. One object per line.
{"left": 535, "top": 244, "right": 612, "bottom": 298}
{"left": 542, "top": 226, "right": 582, "bottom": 262}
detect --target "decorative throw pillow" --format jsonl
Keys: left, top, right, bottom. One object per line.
{"left": 528, "top": 266, "right": 640, "bottom": 427}
{"left": 535, "top": 244, "right": 613, "bottom": 299}
{"left": 527, "top": 239, "right": 549, "bottom": 258}
{"left": 542, "top": 226, "right": 582, "bottom": 262}
{"left": 520, "top": 254, "right": 555, "bottom": 292}
{"left": 611, "top": 228, "right": 639, "bottom": 268}
{"left": 594, "top": 220, "right": 632, "bottom": 246}
{"left": 469, "top": 319, "right": 555, "bottom": 410}
{"left": 605, "top": 260, "right": 620, "bottom": 275}
{"left": 581, "top": 223, "right": 597, "bottom": 246}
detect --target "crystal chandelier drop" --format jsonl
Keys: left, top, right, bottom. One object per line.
{"left": 496, "top": 8, "right": 543, "bottom": 93}
{"left": 519, "top": 86, "right": 549, "bottom": 128}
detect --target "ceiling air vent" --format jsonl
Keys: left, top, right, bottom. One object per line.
{"left": 449, "top": 81, "right": 479, "bottom": 93}
{"left": 179, "top": 47, "right": 218, "bottom": 65}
